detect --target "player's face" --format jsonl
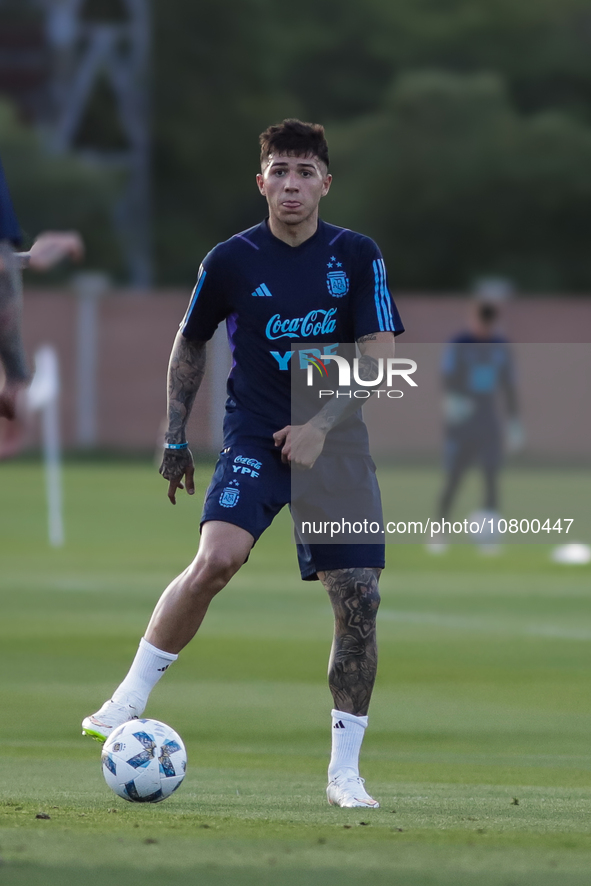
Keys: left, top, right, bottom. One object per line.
{"left": 256, "top": 153, "right": 332, "bottom": 226}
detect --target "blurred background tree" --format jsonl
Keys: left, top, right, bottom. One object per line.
{"left": 0, "top": 100, "right": 121, "bottom": 274}
{"left": 326, "top": 71, "right": 591, "bottom": 290}
{"left": 3, "top": 0, "right": 591, "bottom": 291}
{"left": 151, "top": 0, "right": 591, "bottom": 291}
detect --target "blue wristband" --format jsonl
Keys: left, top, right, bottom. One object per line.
{"left": 164, "top": 442, "right": 189, "bottom": 450}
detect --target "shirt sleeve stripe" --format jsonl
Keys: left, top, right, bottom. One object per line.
{"left": 372, "top": 260, "right": 386, "bottom": 331}
{"left": 377, "top": 259, "right": 396, "bottom": 329}
{"left": 180, "top": 267, "right": 207, "bottom": 332}
{"left": 328, "top": 228, "right": 348, "bottom": 247}
{"left": 377, "top": 259, "right": 389, "bottom": 328}
{"left": 233, "top": 232, "right": 259, "bottom": 250}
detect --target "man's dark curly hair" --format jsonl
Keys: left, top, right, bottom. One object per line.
{"left": 259, "top": 118, "right": 329, "bottom": 168}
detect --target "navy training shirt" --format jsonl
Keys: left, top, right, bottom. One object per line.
{"left": 0, "top": 156, "right": 21, "bottom": 246}
{"left": 181, "top": 218, "right": 404, "bottom": 448}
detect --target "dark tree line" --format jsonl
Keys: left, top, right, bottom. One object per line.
{"left": 4, "top": 0, "right": 591, "bottom": 291}
{"left": 150, "top": 0, "right": 591, "bottom": 291}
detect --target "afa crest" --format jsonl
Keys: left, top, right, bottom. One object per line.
{"left": 219, "top": 481, "right": 240, "bottom": 508}
{"left": 327, "top": 269, "right": 349, "bottom": 297}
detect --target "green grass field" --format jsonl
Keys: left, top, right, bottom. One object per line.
{"left": 1, "top": 458, "right": 591, "bottom": 886}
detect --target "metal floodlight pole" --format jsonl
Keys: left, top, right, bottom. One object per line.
{"left": 40, "top": 0, "right": 151, "bottom": 288}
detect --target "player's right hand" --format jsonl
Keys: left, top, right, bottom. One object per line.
{"left": 159, "top": 447, "right": 195, "bottom": 505}
{"left": 28, "top": 231, "right": 85, "bottom": 271}
{"left": 0, "top": 381, "right": 30, "bottom": 459}
{"left": 0, "top": 379, "right": 27, "bottom": 421}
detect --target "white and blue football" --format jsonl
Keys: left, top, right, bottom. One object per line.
{"left": 101, "top": 718, "right": 187, "bottom": 803}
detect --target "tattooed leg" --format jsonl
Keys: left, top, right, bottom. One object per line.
{"left": 319, "top": 567, "right": 381, "bottom": 717}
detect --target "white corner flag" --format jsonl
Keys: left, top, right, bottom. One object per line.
{"left": 27, "top": 345, "right": 64, "bottom": 547}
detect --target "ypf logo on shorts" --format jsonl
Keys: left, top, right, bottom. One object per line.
{"left": 232, "top": 455, "right": 262, "bottom": 479}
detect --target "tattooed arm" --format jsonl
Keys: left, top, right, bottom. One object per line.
{"left": 159, "top": 330, "right": 207, "bottom": 504}
{"left": 0, "top": 241, "right": 30, "bottom": 420}
{"left": 273, "top": 331, "right": 395, "bottom": 468}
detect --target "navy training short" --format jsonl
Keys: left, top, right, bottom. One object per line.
{"left": 201, "top": 441, "right": 385, "bottom": 581}
{"left": 444, "top": 414, "right": 503, "bottom": 474}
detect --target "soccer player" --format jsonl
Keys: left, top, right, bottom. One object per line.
{"left": 0, "top": 154, "right": 27, "bottom": 421}
{"left": 433, "top": 300, "right": 522, "bottom": 541}
{"left": 0, "top": 154, "right": 84, "bottom": 421}
{"left": 82, "top": 119, "right": 404, "bottom": 808}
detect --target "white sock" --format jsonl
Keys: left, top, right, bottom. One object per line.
{"left": 328, "top": 709, "right": 368, "bottom": 781}
{"left": 111, "top": 638, "right": 178, "bottom": 713}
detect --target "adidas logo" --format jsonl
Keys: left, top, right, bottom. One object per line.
{"left": 333, "top": 720, "right": 345, "bottom": 729}
{"left": 251, "top": 283, "right": 272, "bottom": 297}
{"left": 157, "top": 665, "right": 170, "bottom": 672}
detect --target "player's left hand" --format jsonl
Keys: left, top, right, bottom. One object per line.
{"left": 506, "top": 417, "right": 525, "bottom": 454}
{"left": 273, "top": 423, "right": 326, "bottom": 469}
{"left": 28, "top": 231, "right": 85, "bottom": 271}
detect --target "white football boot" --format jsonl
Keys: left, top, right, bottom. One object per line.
{"left": 327, "top": 774, "right": 380, "bottom": 808}
{"left": 81, "top": 699, "right": 140, "bottom": 743}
